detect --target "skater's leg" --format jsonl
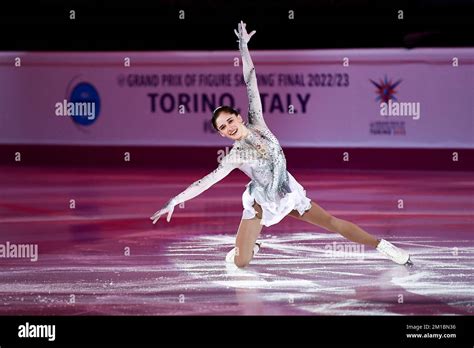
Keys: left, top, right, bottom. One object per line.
{"left": 288, "top": 201, "right": 411, "bottom": 264}
{"left": 288, "top": 201, "right": 379, "bottom": 247}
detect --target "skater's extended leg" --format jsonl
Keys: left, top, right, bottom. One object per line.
{"left": 288, "top": 201, "right": 411, "bottom": 264}
{"left": 288, "top": 201, "right": 379, "bottom": 247}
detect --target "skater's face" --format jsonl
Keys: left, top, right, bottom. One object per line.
{"left": 215, "top": 112, "right": 247, "bottom": 140}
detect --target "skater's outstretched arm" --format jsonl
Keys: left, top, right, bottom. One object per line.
{"left": 150, "top": 156, "right": 238, "bottom": 224}
{"left": 234, "top": 21, "right": 266, "bottom": 128}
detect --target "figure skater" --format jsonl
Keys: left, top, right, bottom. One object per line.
{"left": 151, "top": 21, "right": 412, "bottom": 268}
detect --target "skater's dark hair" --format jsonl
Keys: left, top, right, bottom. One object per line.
{"left": 212, "top": 106, "right": 239, "bottom": 131}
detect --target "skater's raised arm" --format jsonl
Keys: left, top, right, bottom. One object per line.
{"left": 150, "top": 156, "right": 238, "bottom": 224}
{"left": 234, "top": 21, "right": 266, "bottom": 128}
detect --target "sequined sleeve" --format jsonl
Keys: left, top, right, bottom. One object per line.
{"left": 170, "top": 152, "right": 239, "bottom": 206}
{"left": 239, "top": 40, "right": 266, "bottom": 128}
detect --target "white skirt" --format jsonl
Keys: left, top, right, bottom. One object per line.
{"left": 242, "top": 172, "right": 312, "bottom": 227}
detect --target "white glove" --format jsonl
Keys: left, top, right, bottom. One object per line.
{"left": 150, "top": 199, "right": 176, "bottom": 224}
{"left": 234, "top": 20, "right": 256, "bottom": 45}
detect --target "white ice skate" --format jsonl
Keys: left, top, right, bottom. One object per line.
{"left": 225, "top": 242, "right": 261, "bottom": 263}
{"left": 376, "top": 239, "right": 413, "bottom": 265}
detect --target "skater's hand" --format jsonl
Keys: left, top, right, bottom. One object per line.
{"left": 234, "top": 20, "right": 256, "bottom": 45}
{"left": 150, "top": 199, "right": 176, "bottom": 224}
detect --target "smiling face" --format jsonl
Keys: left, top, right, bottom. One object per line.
{"left": 215, "top": 111, "right": 248, "bottom": 140}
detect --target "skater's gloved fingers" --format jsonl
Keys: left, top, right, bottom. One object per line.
{"left": 151, "top": 213, "right": 164, "bottom": 224}
{"left": 150, "top": 210, "right": 162, "bottom": 220}
{"left": 235, "top": 21, "right": 255, "bottom": 44}
{"left": 150, "top": 208, "right": 169, "bottom": 223}
{"left": 151, "top": 209, "right": 163, "bottom": 224}
{"left": 241, "top": 21, "right": 251, "bottom": 34}
{"left": 235, "top": 24, "right": 244, "bottom": 39}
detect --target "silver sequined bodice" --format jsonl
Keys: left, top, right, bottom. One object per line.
{"left": 233, "top": 124, "right": 291, "bottom": 200}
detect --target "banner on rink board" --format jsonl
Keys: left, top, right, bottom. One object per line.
{"left": 0, "top": 49, "right": 472, "bottom": 148}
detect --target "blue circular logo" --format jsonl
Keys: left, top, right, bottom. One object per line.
{"left": 69, "top": 82, "right": 101, "bottom": 126}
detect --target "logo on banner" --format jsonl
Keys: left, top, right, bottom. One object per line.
{"left": 369, "top": 75, "right": 405, "bottom": 135}
{"left": 369, "top": 75, "right": 420, "bottom": 126}
{"left": 369, "top": 75, "right": 402, "bottom": 103}
{"left": 56, "top": 76, "right": 101, "bottom": 126}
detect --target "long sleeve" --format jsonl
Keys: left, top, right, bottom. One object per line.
{"left": 170, "top": 155, "right": 238, "bottom": 206}
{"left": 239, "top": 40, "right": 267, "bottom": 128}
